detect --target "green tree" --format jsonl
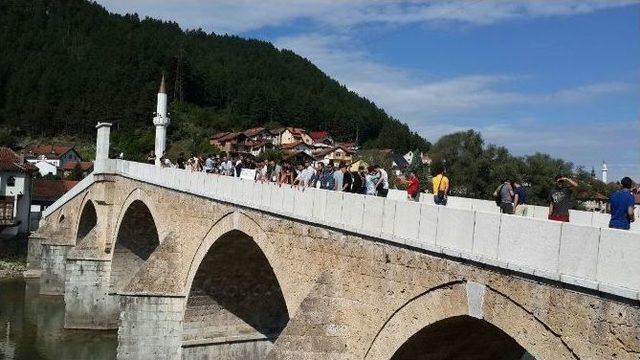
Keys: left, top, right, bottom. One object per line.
{"left": 67, "top": 163, "right": 84, "bottom": 181}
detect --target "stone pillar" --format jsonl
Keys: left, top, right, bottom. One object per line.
{"left": 39, "top": 243, "right": 73, "bottom": 295}
{"left": 23, "top": 233, "right": 45, "bottom": 278}
{"left": 64, "top": 258, "right": 120, "bottom": 329}
{"left": 117, "top": 295, "right": 185, "bottom": 360}
{"left": 95, "top": 122, "right": 112, "bottom": 173}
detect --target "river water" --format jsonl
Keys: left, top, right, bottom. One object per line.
{"left": 0, "top": 278, "right": 117, "bottom": 360}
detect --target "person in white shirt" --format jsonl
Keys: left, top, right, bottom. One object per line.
{"left": 374, "top": 165, "right": 389, "bottom": 197}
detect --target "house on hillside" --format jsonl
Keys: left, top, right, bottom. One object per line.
{"left": 391, "top": 152, "right": 410, "bottom": 176}
{"left": 61, "top": 161, "right": 94, "bottom": 179}
{"left": 30, "top": 179, "right": 78, "bottom": 230}
{"left": 281, "top": 141, "right": 314, "bottom": 155}
{"left": 248, "top": 140, "right": 276, "bottom": 157}
{"left": 404, "top": 151, "right": 431, "bottom": 166}
{"left": 576, "top": 191, "right": 609, "bottom": 212}
{"left": 209, "top": 132, "right": 249, "bottom": 153}
{"left": 33, "top": 160, "right": 58, "bottom": 177}
{"left": 243, "top": 127, "right": 271, "bottom": 142}
{"left": 284, "top": 151, "right": 317, "bottom": 165}
{"left": 0, "top": 147, "right": 36, "bottom": 238}
{"left": 271, "top": 127, "right": 313, "bottom": 146}
{"left": 309, "top": 131, "right": 334, "bottom": 147}
{"left": 314, "top": 146, "right": 353, "bottom": 165}
{"left": 24, "top": 145, "right": 83, "bottom": 177}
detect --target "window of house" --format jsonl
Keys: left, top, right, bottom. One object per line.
{"left": 7, "top": 176, "right": 15, "bottom": 187}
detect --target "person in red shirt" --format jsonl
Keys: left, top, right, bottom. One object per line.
{"left": 401, "top": 171, "right": 421, "bottom": 202}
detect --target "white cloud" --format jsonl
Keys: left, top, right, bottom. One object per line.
{"left": 97, "top": 0, "right": 640, "bottom": 34}
{"left": 275, "top": 32, "right": 638, "bottom": 180}
{"left": 275, "top": 33, "right": 633, "bottom": 123}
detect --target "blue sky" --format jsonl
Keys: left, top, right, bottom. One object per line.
{"left": 97, "top": 1, "right": 640, "bottom": 181}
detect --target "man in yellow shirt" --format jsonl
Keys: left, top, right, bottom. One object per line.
{"left": 432, "top": 170, "right": 449, "bottom": 206}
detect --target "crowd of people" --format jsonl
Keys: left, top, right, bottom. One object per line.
{"left": 147, "top": 152, "right": 394, "bottom": 197}
{"left": 490, "top": 174, "right": 636, "bottom": 231}
{"left": 146, "top": 151, "right": 636, "bottom": 231}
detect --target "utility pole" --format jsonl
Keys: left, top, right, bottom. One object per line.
{"left": 174, "top": 48, "right": 185, "bottom": 102}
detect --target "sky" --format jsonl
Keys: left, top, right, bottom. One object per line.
{"left": 97, "top": 0, "right": 640, "bottom": 181}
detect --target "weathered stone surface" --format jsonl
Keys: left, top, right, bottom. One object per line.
{"left": 34, "top": 175, "right": 640, "bottom": 360}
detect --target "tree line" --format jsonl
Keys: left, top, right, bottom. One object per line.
{"left": 0, "top": 0, "right": 429, "bottom": 157}
{"left": 428, "top": 130, "right": 611, "bottom": 207}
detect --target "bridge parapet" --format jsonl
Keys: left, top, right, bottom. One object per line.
{"left": 41, "top": 159, "right": 640, "bottom": 301}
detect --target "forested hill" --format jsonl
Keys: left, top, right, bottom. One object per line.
{"left": 0, "top": 0, "right": 430, "bottom": 156}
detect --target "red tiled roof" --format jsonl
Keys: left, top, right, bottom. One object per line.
{"left": 309, "top": 131, "right": 330, "bottom": 141}
{"left": 280, "top": 141, "right": 309, "bottom": 150}
{"left": 577, "top": 191, "right": 609, "bottom": 201}
{"left": 27, "top": 145, "right": 75, "bottom": 158}
{"left": 61, "top": 161, "right": 94, "bottom": 171}
{"left": 0, "top": 147, "right": 36, "bottom": 172}
{"left": 32, "top": 180, "right": 79, "bottom": 202}
{"left": 313, "top": 146, "right": 353, "bottom": 157}
{"left": 243, "top": 127, "right": 266, "bottom": 137}
{"left": 210, "top": 132, "right": 231, "bottom": 140}
{"left": 216, "top": 132, "right": 243, "bottom": 142}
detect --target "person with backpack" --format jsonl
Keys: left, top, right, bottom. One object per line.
{"left": 493, "top": 179, "right": 515, "bottom": 214}
{"left": 432, "top": 169, "right": 449, "bottom": 205}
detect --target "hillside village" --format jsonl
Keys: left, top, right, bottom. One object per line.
{"left": 209, "top": 126, "right": 429, "bottom": 172}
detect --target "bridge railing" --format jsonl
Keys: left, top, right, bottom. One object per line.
{"left": 41, "top": 159, "right": 640, "bottom": 300}
{"left": 386, "top": 189, "right": 640, "bottom": 233}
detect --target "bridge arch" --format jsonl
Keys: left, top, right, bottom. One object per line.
{"left": 110, "top": 191, "right": 160, "bottom": 292}
{"left": 182, "top": 211, "right": 290, "bottom": 355}
{"left": 75, "top": 198, "right": 97, "bottom": 244}
{"left": 365, "top": 281, "right": 576, "bottom": 360}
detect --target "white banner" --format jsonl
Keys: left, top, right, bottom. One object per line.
{"left": 240, "top": 168, "right": 257, "bottom": 180}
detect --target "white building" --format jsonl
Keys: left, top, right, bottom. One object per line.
{"left": 33, "top": 160, "right": 58, "bottom": 177}
{"left": 0, "top": 147, "right": 35, "bottom": 238}
{"left": 24, "top": 145, "right": 83, "bottom": 177}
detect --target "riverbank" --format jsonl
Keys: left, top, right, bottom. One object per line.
{"left": 0, "top": 257, "right": 27, "bottom": 279}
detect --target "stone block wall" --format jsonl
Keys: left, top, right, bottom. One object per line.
{"left": 64, "top": 258, "right": 120, "bottom": 329}
{"left": 117, "top": 295, "right": 185, "bottom": 360}
{"left": 39, "top": 244, "right": 72, "bottom": 295}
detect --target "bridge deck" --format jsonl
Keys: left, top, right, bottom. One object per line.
{"left": 42, "top": 159, "right": 640, "bottom": 301}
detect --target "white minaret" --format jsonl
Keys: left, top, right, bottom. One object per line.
{"left": 153, "top": 74, "right": 170, "bottom": 166}
{"left": 601, "top": 161, "right": 608, "bottom": 183}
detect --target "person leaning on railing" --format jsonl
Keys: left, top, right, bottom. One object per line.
{"left": 548, "top": 175, "right": 577, "bottom": 222}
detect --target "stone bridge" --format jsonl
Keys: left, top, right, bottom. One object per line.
{"left": 28, "top": 128, "right": 640, "bottom": 360}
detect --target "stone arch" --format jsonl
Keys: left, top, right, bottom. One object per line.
{"left": 110, "top": 188, "right": 164, "bottom": 248}
{"left": 110, "top": 196, "right": 160, "bottom": 292}
{"left": 181, "top": 211, "right": 290, "bottom": 357}
{"left": 365, "top": 281, "right": 576, "bottom": 360}
{"left": 75, "top": 198, "right": 97, "bottom": 244}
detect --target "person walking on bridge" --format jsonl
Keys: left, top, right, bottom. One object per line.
{"left": 609, "top": 176, "right": 636, "bottom": 230}
{"left": 513, "top": 180, "right": 528, "bottom": 216}
{"left": 432, "top": 169, "right": 449, "bottom": 206}
{"left": 494, "top": 179, "right": 515, "bottom": 214}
